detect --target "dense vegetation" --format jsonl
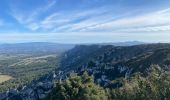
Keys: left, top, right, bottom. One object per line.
{"left": 46, "top": 65, "right": 170, "bottom": 100}
{"left": 50, "top": 43, "right": 170, "bottom": 100}
{"left": 61, "top": 43, "right": 170, "bottom": 80}
{"left": 46, "top": 72, "right": 108, "bottom": 100}
{"left": 61, "top": 43, "right": 170, "bottom": 69}
{"left": 108, "top": 65, "right": 170, "bottom": 100}
{"left": 0, "top": 54, "right": 59, "bottom": 92}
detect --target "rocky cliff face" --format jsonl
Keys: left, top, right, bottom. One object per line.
{"left": 0, "top": 72, "right": 56, "bottom": 100}
{"left": 0, "top": 65, "right": 76, "bottom": 100}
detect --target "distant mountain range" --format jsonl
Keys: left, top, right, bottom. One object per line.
{"left": 0, "top": 42, "right": 75, "bottom": 54}
{"left": 0, "top": 41, "right": 145, "bottom": 54}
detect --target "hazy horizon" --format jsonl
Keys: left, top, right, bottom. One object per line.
{"left": 0, "top": 41, "right": 144, "bottom": 44}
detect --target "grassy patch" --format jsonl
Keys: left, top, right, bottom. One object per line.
{"left": 0, "top": 75, "right": 12, "bottom": 83}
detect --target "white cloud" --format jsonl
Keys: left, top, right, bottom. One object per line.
{"left": 39, "top": 6, "right": 113, "bottom": 31}
{"left": 83, "top": 8, "right": 170, "bottom": 32}
{"left": 45, "top": 8, "right": 170, "bottom": 33}
{"left": 11, "top": 0, "right": 56, "bottom": 31}
{"left": 11, "top": 1, "right": 109, "bottom": 31}
{"left": 49, "top": 8, "right": 134, "bottom": 32}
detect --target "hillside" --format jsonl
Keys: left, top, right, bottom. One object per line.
{"left": 61, "top": 43, "right": 170, "bottom": 69}
{"left": 46, "top": 43, "right": 170, "bottom": 100}
{"left": 60, "top": 43, "right": 170, "bottom": 85}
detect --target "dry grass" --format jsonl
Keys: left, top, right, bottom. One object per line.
{"left": 0, "top": 75, "right": 12, "bottom": 83}
{"left": 10, "top": 54, "right": 56, "bottom": 66}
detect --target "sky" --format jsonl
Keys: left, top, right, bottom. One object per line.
{"left": 0, "top": 0, "right": 170, "bottom": 43}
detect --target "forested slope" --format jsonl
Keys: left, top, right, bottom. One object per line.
{"left": 47, "top": 43, "right": 170, "bottom": 100}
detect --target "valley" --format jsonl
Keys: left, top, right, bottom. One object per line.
{"left": 0, "top": 42, "right": 74, "bottom": 93}
{"left": 0, "top": 53, "right": 59, "bottom": 92}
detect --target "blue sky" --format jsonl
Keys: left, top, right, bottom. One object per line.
{"left": 0, "top": 0, "right": 170, "bottom": 43}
